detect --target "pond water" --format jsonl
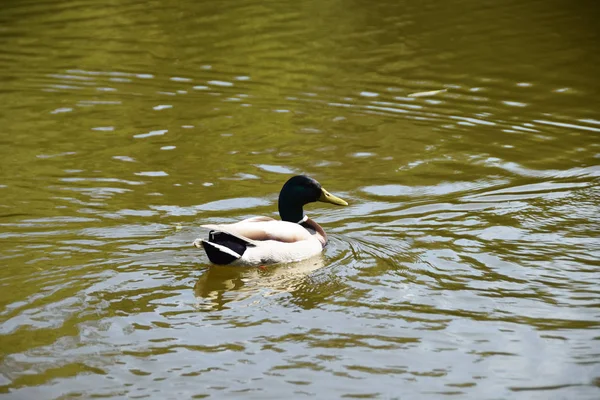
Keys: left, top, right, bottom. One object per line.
{"left": 1, "top": 0, "right": 599, "bottom": 398}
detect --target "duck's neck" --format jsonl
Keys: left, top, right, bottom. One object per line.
{"left": 278, "top": 196, "right": 305, "bottom": 223}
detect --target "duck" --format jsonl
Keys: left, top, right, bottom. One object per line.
{"left": 193, "top": 175, "right": 348, "bottom": 266}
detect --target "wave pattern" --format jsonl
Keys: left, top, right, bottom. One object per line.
{"left": 0, "top": 0, "right": 599, "bottom": 398}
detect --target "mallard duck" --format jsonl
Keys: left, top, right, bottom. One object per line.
{"left": 193, "top": 175, "right": 348, "bottom": 266}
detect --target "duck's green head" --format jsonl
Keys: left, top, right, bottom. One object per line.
{"left": 278, "top": 175, "right": 348, "bottom": 223}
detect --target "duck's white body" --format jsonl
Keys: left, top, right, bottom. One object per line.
{"left": 193, "top": 216, "right": 328, "bottom": 266}
{"left": 193, "top": 175, "right": 347, "bottom": 266}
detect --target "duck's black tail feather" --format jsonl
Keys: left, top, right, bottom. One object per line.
{"left": 201, "top": 230, "right": 253, "bottom": 265}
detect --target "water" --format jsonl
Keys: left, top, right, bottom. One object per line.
{"left": 1, "top": 0, "right": 599, "bottom": 398}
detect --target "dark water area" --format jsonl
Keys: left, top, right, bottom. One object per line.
{"left": 1, "top": 0, "right": 599, "bottom": 398}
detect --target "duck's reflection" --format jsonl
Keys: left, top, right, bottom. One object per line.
{"left": 193, "top": 255, "right": 326, "bottom": 310}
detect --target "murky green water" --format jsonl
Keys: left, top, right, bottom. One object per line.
{"left": 1, "top": 0, "right": 599, "bottom": 398}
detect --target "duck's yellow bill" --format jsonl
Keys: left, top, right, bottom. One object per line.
{"left": 319, "top": 188, "right": 348, "bottom": 206}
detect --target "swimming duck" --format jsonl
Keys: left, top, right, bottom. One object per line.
{"left": 193, "top": 175, "right": 348, "bottom": 266}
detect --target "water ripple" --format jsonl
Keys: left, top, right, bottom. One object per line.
{"left": 1, "top": 0, "right": 599, "bottom": 398}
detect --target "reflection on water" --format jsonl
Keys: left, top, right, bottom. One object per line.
{"left": 194, "top": 256, "right": 327, "bottom": 311}
{"left": 1, "top": 0, "right": 599, "bottom": 398}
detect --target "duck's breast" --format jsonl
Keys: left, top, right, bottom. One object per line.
{"left": 301, "top": 217, "right": 328, "bottom": 247}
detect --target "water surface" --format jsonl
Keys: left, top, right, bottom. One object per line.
{"left": 1, "top": 0, "right": 599, "bottom": 398}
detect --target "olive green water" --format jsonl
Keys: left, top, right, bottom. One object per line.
{"left": 1, "top": 0, "right": 599, "bottom": 398}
